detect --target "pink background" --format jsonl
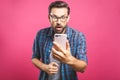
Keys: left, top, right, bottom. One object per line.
{"left": 0, "top": 0, "right": 120, "bottom": 80}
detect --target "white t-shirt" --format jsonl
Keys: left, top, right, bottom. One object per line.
{"left": 48, "top": 53, "right": 61, "bottom": 80}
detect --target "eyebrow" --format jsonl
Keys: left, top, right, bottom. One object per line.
{"left": 50, "top": 13, "right": 67, "bottom": 17}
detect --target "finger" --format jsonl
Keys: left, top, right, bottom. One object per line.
{"left": 49, "top": 67, "right": 58, "bottom": 72}
{"left": 53, "top": 41, "right": 66, "bottom": 54}
{"left": 52, "top": 44, "right": 59, "bottom": 51}
{"left": 66, "top": 40, "right": 70, "bottom": 51}
{"left": 50, "top": 71, "right": 58, "bottom": 74}
{"left": 52, "top": 47, "right": 60, "bottom": 54}
{"left": 49, "top": 67, "right": 58, "bottom": 71}
{"left": 51, "top": 62, "right": 59, "bottom": 67}
{"left": 52, "top": 48, "right": 64, "bottom": 59}
{"left": 48, "top": 65, "right": 58, "bottom": 71}
{"left": 52, "top": 53, "right": 62, "bottom": 61}
{"left": 49, "top": 70, "right": 58, "bottom": 75}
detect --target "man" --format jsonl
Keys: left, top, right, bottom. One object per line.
{"left": 32, "top": 1, "right": 88, "bottom": 80}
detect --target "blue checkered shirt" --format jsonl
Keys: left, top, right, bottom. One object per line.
{"left": 32, "top": 26, "right": 88, "bottom": 80}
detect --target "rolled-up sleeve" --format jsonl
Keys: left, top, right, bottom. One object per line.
{"left": 76, "top": 33, "right": 88, "bottom": 63}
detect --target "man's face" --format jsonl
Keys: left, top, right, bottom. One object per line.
{"left": 49, "top": 8, "right": 70, "bottom": 34}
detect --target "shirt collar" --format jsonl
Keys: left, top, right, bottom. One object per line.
{"left": 65, "top": 26, "right": 72, "bottom": 40}
{"left": 47, "top": 27, "right": 54, "bottom": 37}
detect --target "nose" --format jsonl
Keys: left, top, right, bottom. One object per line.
{"left": 56, "top": 19, "right": 61, "bottom": 24}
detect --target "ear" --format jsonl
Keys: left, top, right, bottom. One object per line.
{"left": 48, "top": 15, "right": 50, "bottom": 21}
{"left": 48, "top": 15, "right": 52, "bottom": 22}
{"left": 67, "top": 16, "right": 70, "bottom": 22}
{"left": 48, "top": 15, "right": 52, "bottom": 23}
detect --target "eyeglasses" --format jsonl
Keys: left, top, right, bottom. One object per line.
{"left": 50, "top": 14, "right": 68, "bottom": 22}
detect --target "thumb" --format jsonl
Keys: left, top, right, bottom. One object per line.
{"left": 66, "top": 40, "right": 70, "bottom": 51}
{"left": 51, "top": 62, "right": 59, "bottom": 67}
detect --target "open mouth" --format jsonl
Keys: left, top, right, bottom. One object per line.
{"left": 55, "top": 26, "right": 63, "bottom": 31}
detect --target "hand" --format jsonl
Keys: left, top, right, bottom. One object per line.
{"left": 45, "top": 62, "right": 59, "bottom": 75}
{"left": 52, "top": 41, "right": 73, "bottom": 64}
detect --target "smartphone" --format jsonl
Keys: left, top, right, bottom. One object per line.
{"left": 54, "top": 34, "right": 67, "bottom": 49}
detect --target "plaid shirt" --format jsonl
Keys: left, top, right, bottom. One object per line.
{"left": 32, "top": 26, "right": 87, "bottom": 80}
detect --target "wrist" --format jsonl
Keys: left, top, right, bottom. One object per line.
{"left": 41, "top": 63, "right": 48, "bottom": 72}
{"left": 67, "top": 55, "right": 75, "bottom": 65}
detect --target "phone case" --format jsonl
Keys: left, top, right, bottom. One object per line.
{"left": 54, "top": 34, "right": 67, "bottom": 49}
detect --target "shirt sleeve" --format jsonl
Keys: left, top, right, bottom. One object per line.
{"left": 76, "top": 32, "right": 88, "bottom": 63}
{"left": 32, "top": 32, "right": 41, "bottom": 59}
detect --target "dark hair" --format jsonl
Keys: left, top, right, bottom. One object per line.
{"left": 48, "top": 0, "right": 70, "bottom": 15}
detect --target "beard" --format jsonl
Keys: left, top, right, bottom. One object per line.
{"left": 53, "top": 24, "right": 67, "bottom": 34}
